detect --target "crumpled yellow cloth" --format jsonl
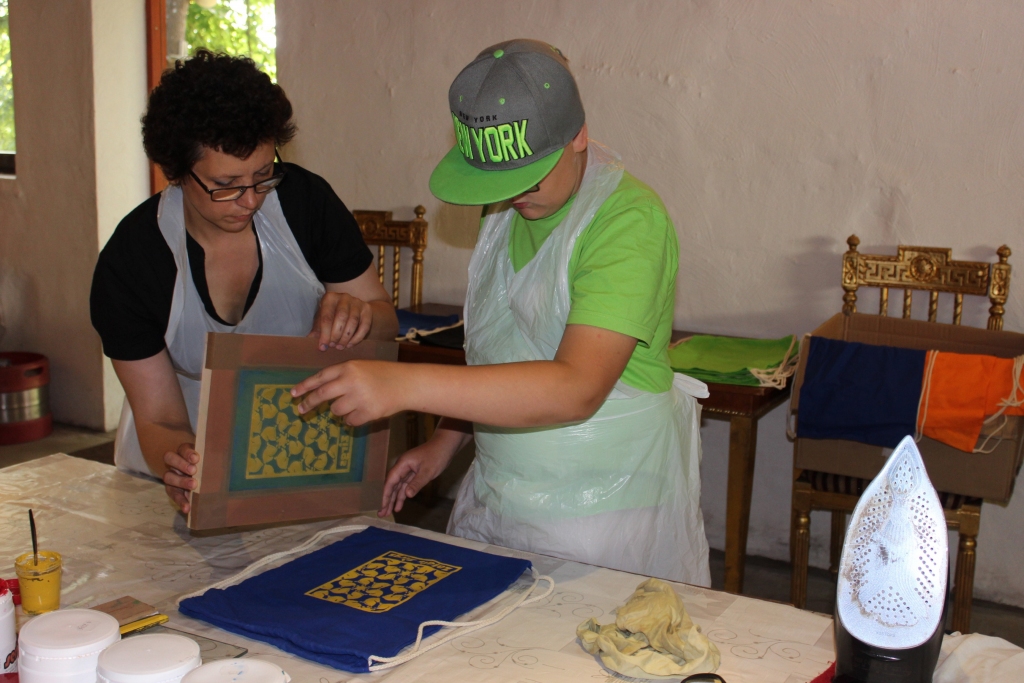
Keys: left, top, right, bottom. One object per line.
{"left": 577, "top": 578, "right": 721, "bottom": 679}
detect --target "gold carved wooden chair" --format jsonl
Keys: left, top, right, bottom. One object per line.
{"left": 353, "top": 206, "right": 437, "bottom": 455}
{"left": 790, "top": 235, "right": 1012, "bottom": 633}
{"left": 353, "top": 206, "right": 428, "bottom": 309}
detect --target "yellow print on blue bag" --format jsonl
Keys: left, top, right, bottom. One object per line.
{"left": 228, "top": 369, "right": 367, "bottom": 493}
{"left": 246, "top": 384, "right": 353, "bottom": 479}
{"left": 305, "top": 551, "right": 462, "bottom": 613}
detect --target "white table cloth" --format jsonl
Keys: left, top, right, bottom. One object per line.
{"left": 0, "top": 455, "right": 836, "bottom": 682}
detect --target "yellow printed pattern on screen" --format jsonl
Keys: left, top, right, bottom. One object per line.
{"left": 246, "top": 384, "right": 354, "bottom": 479}
{"left": 305, "top": 551, "right": 462, "bottom": 613}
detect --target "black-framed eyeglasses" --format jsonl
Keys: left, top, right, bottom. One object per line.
{"left": 189, "top": 154, "right": 287, "bottom": 202}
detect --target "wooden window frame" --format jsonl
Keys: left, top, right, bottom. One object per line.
{"left": 145, "top": 0, "right": 168, "bottom": 193}
{"left": 1, "top": 1, "right": 14, "bottom": 175}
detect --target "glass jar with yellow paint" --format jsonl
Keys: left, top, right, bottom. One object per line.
{"left": 14, "top": 551, "right": 61, "bottom": 615}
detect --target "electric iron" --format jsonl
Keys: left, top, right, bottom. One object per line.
{"left": 833, "top": 435, "right": 948, "bottom": 683}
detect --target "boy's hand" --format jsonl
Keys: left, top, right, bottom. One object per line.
{"left": 292, "top": 360, "right": 405, "bottom": 425}
{"left": 379, "top": 439, "right": 459, "bottom": 517}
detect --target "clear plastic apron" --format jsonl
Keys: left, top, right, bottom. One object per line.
{"left": 113, "top": 186, "right": 325, "bottom": 478}
{"left": 448, "top": 142, "right": 711, "bottom": 585}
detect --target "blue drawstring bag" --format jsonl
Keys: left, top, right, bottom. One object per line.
{"left": 179, "top": 527, "right": 531, "bottom": 672}
{"left": 797, "top": 337, "right": 926, "bottom": 448}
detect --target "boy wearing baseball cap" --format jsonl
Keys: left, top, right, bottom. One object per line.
{"left": 294, "top": 39, "right": 710, "bottom": 585}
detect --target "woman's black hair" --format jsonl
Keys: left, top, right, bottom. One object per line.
{"left": 142, "top": 49, "right": 296, "bottom": 182}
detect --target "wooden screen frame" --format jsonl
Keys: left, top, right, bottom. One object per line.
{"left": 187, "top": 334, "right": 398, "bottom": 531}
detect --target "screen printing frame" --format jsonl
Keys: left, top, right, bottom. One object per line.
{"left": 187, "top": 333, "right": 397, "bottom": 531}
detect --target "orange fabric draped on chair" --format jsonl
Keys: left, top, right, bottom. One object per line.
{"left": 918, "top": 351, "right": 1024, "bottom": 452}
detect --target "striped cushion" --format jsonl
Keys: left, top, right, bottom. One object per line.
{"left": 799, "top": 470, "right": 982, "bottom": 511}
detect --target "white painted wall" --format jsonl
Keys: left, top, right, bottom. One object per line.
{"left": 0, "top": 0, "right": 147, "bottom": 431}
{"left": 91, "top": 0, "right": 148, "bottom": 430}
{"left": 0, "top": 0, "right": 103, "bottom": 429}
{"left": 278, "top": 1, "right": 1024, "bottom": 606}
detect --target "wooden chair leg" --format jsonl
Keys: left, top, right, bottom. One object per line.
{"left": 951, "top": 505, "right": 981, "bottom": 633}
{"left": 423, "top": 413, "right": 438, "bottom": 441}
{"left": 951, "top": 532, "right": 977, "bottom": 633}
{"left": 405, "top": 411, "right": 420, "bottom": 453}
{"left": 829, "top": 511, "right": 846, "bottom": 580}
{"left": 791, "top": 509, "right": 811, "bottom": 608}
{"left": 791, "top": 482, "right": 812, "bottom": 609}
{"left": 790, "top": 505, "right": 798, "bottom": 566}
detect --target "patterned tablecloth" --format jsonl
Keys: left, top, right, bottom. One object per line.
{"left": 0, "top": 455, "right": 835, "bottom": 683}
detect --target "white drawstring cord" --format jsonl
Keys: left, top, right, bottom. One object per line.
{"left": 396, "top": 321, "right": 464, "bottom": 342}
{"left": 176, "top": 524, "right": 369, "bottom": 604}
{"left": 175, "top": 523, "right": 556, "bottom": 674}
{"left": 915, "top": 350, "right": 938, "bottom": 443}
{"left": 976, "top": 354, "right": 1024, "bottom": 454}
{"left": 749, "top": 335, "right": 800, "bottom": 389}
{"left": 786, "top": 334, "right": 813, "bottom": 441}
{"left": 366, "top": 567, "right": 555, "bottom": 672}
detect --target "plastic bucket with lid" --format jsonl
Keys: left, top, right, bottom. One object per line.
{"left": 97, "top": 633, "right": 201, "bottom": 683}
{"left": 0, "top": 578, "right": 16, "bottom": 674}
{"left": 0, "top": 352, "right": 52, "bottom": 445}
{"left": 18, "top": 608, "right": 120, "bottom": 682}
{"left": 181, "top": 659, "right": 290, "bottom": 683}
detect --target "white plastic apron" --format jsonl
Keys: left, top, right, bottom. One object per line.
{"left": 448, "top": 142, "right": 711, "bottom": 585}
{"left": 113, "top": 186, "right": 325, "bottom": 477}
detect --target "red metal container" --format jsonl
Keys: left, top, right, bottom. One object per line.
{"left": 0, "top": 353, "right": 52, "bottom": 445}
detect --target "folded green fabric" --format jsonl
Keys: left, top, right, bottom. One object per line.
{"left": 669, "top": 334, "right": 796, "bottom": 386}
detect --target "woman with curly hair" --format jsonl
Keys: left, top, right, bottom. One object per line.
{"left": 90, "top": 50, "right": 397, "bottom": 512}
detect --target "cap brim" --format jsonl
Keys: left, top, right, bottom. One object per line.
{"left": 429, "top": 145, "right": 562, "bottom": 205}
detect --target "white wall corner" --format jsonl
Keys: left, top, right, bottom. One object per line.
{"left": 91, "top": 0, "right": 148, "bottom": 429}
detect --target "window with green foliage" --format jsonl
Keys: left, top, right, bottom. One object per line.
{"left": 167, "top": 0, "right": 276, "bottom": 81}
{"left": 0, "top": 0, "right": 15, "bottom": 156}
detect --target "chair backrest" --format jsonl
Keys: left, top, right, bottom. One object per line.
{"left": 841, "top": 234, "right": 1012, "bottom": 330}
{"left": 353, "top": 206, "right": 428, "bottom": 309}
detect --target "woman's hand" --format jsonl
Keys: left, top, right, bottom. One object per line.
{"left": 292, "top": 360, "right": 404, "bottom": 425}
{"left": 311, "top": 292, "right": 375, "bottom": 350}
{"left": 379, "top": 437, "right": 461, "bottom": 517}
{"left": 163, "top": 443, "right": 200, "bottom": 513}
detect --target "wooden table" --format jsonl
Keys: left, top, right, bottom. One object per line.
{"left": 0, "top": 455, "right": 836, "bottom": 682}
{"left": 691, "top": 371, "right": 791, "bottom": 594}
{"left": 397, "top": 306, "right": 791, "bottom": 595}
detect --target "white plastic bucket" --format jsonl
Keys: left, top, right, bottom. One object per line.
{"left": 180, "top": 659, "right": 291, "bottom": 683}
{"left": 0, "top": 580, "right": 16, "bottom": 674}
{"left": 97, "top": 633, "right": 201, "bottom": 683}
{"left": 18, "top": 608, "right": 120, "bottom": 683}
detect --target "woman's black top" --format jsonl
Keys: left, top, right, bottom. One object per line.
{"left": 90, "top": 163, "right": 373, "bottom": 361}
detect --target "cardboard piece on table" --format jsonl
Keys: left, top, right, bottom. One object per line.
{"left": 92, "top": 596, "right": 158, "bottom": 626}
{"left": 188, "top": 333, "right": 398, "bottom": 531}
{"left": 790, "top": 313, "right": 1024, "bottom": 502}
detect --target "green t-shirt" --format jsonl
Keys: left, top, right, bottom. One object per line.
{"left": 508, "top": 171, "right": 678, "bottom": 393}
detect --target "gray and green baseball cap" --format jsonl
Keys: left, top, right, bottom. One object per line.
{"left": 429, "top": 39, "right": 585, "bottom": 205}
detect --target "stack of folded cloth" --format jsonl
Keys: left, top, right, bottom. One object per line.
{"left": 668, "top": 334, "right": 797, "bottom": 387}
{"left": 797, "top": 337, "right": 1024, "bottom": 452}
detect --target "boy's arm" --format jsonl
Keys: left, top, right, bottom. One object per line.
{"left": 293, "top": 323, "right": 638, "bottom": 428}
